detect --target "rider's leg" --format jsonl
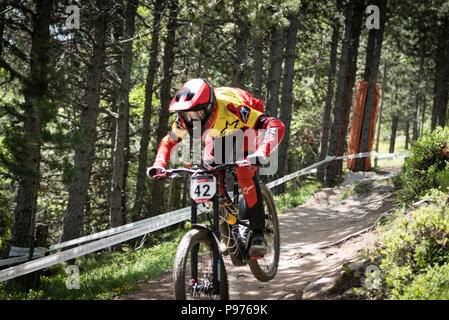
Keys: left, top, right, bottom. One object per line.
{"left": 236, "top": 166, "right": 267, "bottom": 256}
{"left": 236, "top": 166, "right": 264, "bottom": 229}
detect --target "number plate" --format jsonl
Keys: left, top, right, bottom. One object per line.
{"left": 190, "top": 175, "right": 216, "bottom": 204}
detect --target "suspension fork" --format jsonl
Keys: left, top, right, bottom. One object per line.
{"left": 212, "top": 192, "right": 220, "bottom": 286}
{"left": 190, "top": 199, "right": 198, "bottom": 281}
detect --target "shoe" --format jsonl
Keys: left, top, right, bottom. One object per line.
{"left": 249, "top": 232, "right": 267, "bottom": 257}
{"left": 238, "top": 220, "right": 250, "bottom": 250}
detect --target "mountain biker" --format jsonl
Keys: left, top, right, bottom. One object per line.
{"left": 147, "top": 78, "right": 285, "bottom": 257}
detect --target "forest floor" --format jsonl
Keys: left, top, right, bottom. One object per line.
{"left": 118, "top": 166, "right": 401, "bottom": 300}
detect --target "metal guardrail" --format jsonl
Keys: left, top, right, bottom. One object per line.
{"left": 0, "top": 150, "right": 411, "bottom": 282}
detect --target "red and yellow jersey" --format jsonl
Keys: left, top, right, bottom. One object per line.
{"left": 154, "top": 87, "right": 285, "bottom": 168}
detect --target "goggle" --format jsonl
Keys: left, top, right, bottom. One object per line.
{"left": 179, "top": 110, "right": 207, "bottom": 124}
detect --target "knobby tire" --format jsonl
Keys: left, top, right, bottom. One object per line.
{"left": 173, "top": 228, "right": 229, "bottom": 300}
{"left": 248, "top": 183, "right": 280, "bottom": 282}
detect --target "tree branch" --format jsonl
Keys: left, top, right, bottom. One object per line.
{"left": 0, "top": 57, "right": 25, "bottom": 80}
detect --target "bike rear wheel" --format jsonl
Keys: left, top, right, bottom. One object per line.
{"left": 248, "top": 183, "right": 280, "bottom": 282}
{"left": 173, "top": 228, "right": 229, "bottom": 300}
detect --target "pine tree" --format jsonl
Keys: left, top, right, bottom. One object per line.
{"left": 61, "top": 0, "right": 109, "bottom": 242}
{"left": 325, "top": 0, "right": 364, "bottom": 186}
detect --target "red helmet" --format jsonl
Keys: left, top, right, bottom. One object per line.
{"left": 169, "top": 78, "right": 216, "bottom": 128}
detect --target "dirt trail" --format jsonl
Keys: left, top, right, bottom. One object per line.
{"left": 119, "top": 167, "right": 400, "bottom": 300}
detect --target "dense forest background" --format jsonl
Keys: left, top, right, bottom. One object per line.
{"left": 0, "top": 0, "right": 448, "bottom": 253}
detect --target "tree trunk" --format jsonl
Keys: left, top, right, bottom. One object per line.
{"left": 421, "top": 81, "right": 428, "bottom": 137}
{"left": 389, "top": 114, "right": 399, "bottom": 153}
{"left": 374, "top": 62, "right": 387, "bottom": 168}
{"left": 431, "top": 16, "right": 449, "bottom": 131}
{"left": 167, "top": 180, "right": 175, "bottom": 212}
{"left": 122, "top": 111, "right": 130, "bottom": 224}
{"left": 413, "top": 53, "right": 424, "bottom": 141}
{"left": 61, "top": 0, "right": 108, "bottom": 242}
{"left": 232, "top": 5, "right": 248, "bottom": 89}
{"left": 325, "top": 0, "right": 364, "bottom": 186}
{"left": 317, "top": 0, "right": 341, "bottom": 182}
{"left": 266, "top": 24, "right": 284, "bottom": 118}
{"left": 11, "top": 0, "right": 52, "bottom": 249}
{"left": 253, "top": 36, "right": 264, "bottom": 99}
{"left": 110, "top": 0, "right": 137, "bottom": 229}
{"left": 167, "top": 179, "right": 182, "bottom": 212}
{"left": 149, "top": 0, "right": 179, "bottom": 217}
{"left": 132, "top": 0, "right": 164, "bottom": 221}
{"left": 0, "top": 1, "right": 5, "bottom": 57}
{"left": 405, "top": 120, "right": 410, "bottom": 150}
{"left": 274, "top": 13, "right": 299, "bottom": 195}
{"left": 106, "top": 4, "right": 124, "bottom": 227}
{"left": 354, "top": 0, "right": 386, "bottom": 171}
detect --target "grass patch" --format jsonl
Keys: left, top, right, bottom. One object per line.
{"left": 273, "top": 179, "right": 322, "bottom": 213}
{"left": 337, "top": 184, "right": 357, "bottom": 201}
{"left": 0, "top": 228, "right": 189, "bottom": 300}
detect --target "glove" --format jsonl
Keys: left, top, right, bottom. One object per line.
{"left": 146, "top": 166, "right": 166, "bottom": 179}
{"left": 246, "top": 151, "right": 267, "bottom": 166}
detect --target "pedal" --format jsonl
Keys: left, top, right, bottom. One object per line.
{"left": 250, "top": 255, "right": 264, "bottom": 260}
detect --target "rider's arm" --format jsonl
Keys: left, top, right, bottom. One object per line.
{"left": 252, "top": 115, "right": 285, "bottom": 158}
{"left": 152, "top": 116, "right": 187, "bottom": 169}
{"left": 223, "top": 95, "right": 285, "bottom": 159}
{"left": 223, "top": 87, "right": 285, "bottom": 158}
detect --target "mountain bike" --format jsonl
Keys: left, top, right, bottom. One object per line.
{"left": 162, "top": 160, "right": 280, "bottom": 300}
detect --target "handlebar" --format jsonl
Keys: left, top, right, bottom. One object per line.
{"left": 162, "top": 159, "right": 250, "bottom": 179}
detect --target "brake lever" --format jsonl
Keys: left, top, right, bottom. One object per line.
{"left": 236, "top": 159, "right": 251, "bottom": 167}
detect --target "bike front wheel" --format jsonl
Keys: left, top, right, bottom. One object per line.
{"left": 248, "top": 183, "right": 280, "bottom": 282}
{"left": 173, "top": 228, "right": 229, "bottom": 300}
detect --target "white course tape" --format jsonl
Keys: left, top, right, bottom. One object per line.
{"left": 375, "top": 151, "right": 411, "bottom": 160}
{"left": 0, "top": 256, "right": 29, "bottom": 267}
{"left": 0, "top": 205, "right": 208, "bottom": 268}
{"left": 8, "top": 246, "right": 47, "bottom": 257}
{"left": 0, "top": 248, "right": 48, "bottom": 268}
{"left": 0, "top": 205, "right": 208, "bottom": 282}
{"left": 48, "top": 206, "right": 200, "bottom": 252}
{"left": 335, "top": 152, "right": 373, "bottom": 160}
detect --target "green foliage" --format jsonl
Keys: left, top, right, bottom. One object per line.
{"left": 435, "top": 164, "right": 449, "bottom": 192}
{"left": 0, "top": 230, "right": 187, "bottom": 300}
{"left": 398, "top": 126, "right": 449, "bottom": 204}
{"left": 372, "top": 128, "right": 449, "bottom": 299}
{"left": 398, "top": 263, "right": 449, "bottom": 300}
{"left": 377, "top": 189, "right": 449, "bottom": 299}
